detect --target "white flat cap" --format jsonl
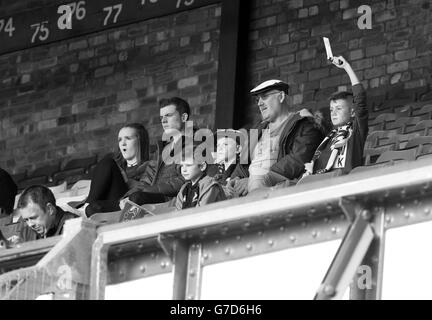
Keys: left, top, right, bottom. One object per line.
{"left": 250, "top": 79, "right": 289, "bottom": 95}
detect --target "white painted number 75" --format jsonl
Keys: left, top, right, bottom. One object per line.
{"left": 30, "top": 21, "right": 49, "bottom": 43}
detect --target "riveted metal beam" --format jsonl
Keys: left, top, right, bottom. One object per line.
{"left": 89, "top": 235, "right": 109, "bottom": 300}
{"left": 315, "top": 208, "right": 375, "bottom": 300}
{"left": 350, "top": 207, "right": 385, "bottom": 300}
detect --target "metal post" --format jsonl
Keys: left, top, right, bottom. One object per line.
{"left": 172, "top": 241, "right": 203, "bottom": 300}
{"left": 314, "top": 209, "right": 375, "bottom": 300}
{"left": 89, "top": 236, "right": 109, "bottom": 300}
{"left": 350, "top": 207, "right": 386, "bottom": 300}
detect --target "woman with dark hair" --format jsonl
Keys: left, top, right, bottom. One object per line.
{"left": 82, "top": 123, "right": 150, "bottom": 216}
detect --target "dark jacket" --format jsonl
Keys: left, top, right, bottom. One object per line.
{"left": 20, "top": 207, "right": 78, "bottom": 242}
{"left": 124, "top": 139, "right": 186, "bottom": 200}
{"left": 253, "top": 113, "right": 324, "bottom": 180}
{"left": 0, "top": 168, "right": 17, "bottom": 215}
{"left": 313, "top": 84, "right": 368, "bottom": 174}
{"left": 207, "top": 161, "right": 249, "bottom": 185}
{"left": 175, "top": 175, "right": 226, "bottom": 210}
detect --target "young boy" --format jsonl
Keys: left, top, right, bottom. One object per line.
{"left": 209, "top": 129, "right": 249, "bottom": 198}
{"left": 175, "top": 144, "right": 227, "bottom": 210}
{"left": 303, "top": 55, "right": 368, "bottom": 177}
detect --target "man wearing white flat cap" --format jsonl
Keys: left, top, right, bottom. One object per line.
{"left": 229, "top": 79, "right": 324, "bottom": 195}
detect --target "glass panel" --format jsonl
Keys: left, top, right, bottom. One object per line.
{"left": 201, "top": 240, "right": 342, "bottom": 300}
{"left": 382, "top": 221, "right": 432, "bottom": 300}
{"left": 105, "top": 273, "right": 174, "bottom": 300}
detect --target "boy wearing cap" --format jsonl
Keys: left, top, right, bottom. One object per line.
{"left": 209, "top": 129, "right": 249, "bottom": 198}
{"left": 302, "top": 56, "right": 367, "bottom": 178}
{"left": 230, "top": 79, "right": 324, "bottom": 194}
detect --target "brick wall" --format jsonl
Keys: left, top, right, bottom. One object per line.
{"left": 0, "top": 2, "right": 220, "bottom": 174}
{"left": 244, "top": 0, "right": 432, "bottom": 125}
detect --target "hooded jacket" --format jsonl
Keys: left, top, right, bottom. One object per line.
{"left": 175, "top": 175, "right": 226, "bottom": 210}
{"left": 124, "top": 138, "right": 186, "bottom": 200}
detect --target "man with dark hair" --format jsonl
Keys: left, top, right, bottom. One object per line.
{"left": 302, "top": 55, "right": 367, "bottom": 178}
{"left": 17, "top": 185, "right": 78, "bottom": 242}
{"left": 0, "top": 168, "right": 18, "bottom": 218}
{"left": 121, "top": 97, "right": 191, "bottom": 206}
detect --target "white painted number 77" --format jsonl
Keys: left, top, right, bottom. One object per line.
{"left": 103, "top": 4, "right": 122, "bottom": 26}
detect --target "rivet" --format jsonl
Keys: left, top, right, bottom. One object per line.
{"left": 258, "top": 231, "right": 264, "bottom": 237}
{"left": 214, "top": 239, "right": 220, "bottom": 245}
{"left": 161, "top": 261, "right": 168, "bottom": 269}
{"left": 404, "top": 212, "right": 412, "bottom": 219}
{"left": 323, "top": 285, "right": 336, "bottom": 297}
{"left": 385, "top": 215, "right": 393, "bottom": 224}
{"left": 384, "top": 190, "right": 390, "bottom": 198}
{"left": 326, "top": 203, "right": 333, "bottom": 211}
{"left": 361, "top": 209, "right": 371, "bottom": 220}
{"left": 312, "top": 230, "right": 318, "bottom": 238}
{"left": 413, "top": 199, "right": 419, "bottom": 206}
{"left": 187, "top": 295, "right": 194, "bottom": 300}
{"left": 331, "top": 227, "right": 338, "bottom": 234}
{"left": 280, "top": 226, "right": 285, "bottom": 232}
{"left": 137, "top": 243, "right": 144, "bottom": 250}
{"left": 201, "top": 229, "right": 208, "bottom": 236}
{"left": 290, "top": 235, "right": 296, "bottom": 242}
{"left": 150, "top": 253, "right": 156, "bottom": 259}
{"left": 140, "top": 265, "right": 146, "bottom": 273}
{"left": 264, "top": 218, "right": 271, "bottom": 225}
{"left": 301, "top": 221, "right": 307, "bottom": 228}
{"left": 236, "top": 235, "right": 242, "bottom": 241}
{"left": 324, "top": 217, "right": 329, "bottom": 223}
{"left": 246, "top": 243, "right": 253, "bottom": 251}
{"left": 189, "top": 270, "right": 196, "bottom": 277}
{"left": 268, "top": 240, "right": 274, "bottom": 247}
{"left": 225, "top": 248, "right": 232, "bottom": 255}
{"left": 400, "top": 188, "right": 406, "bottom": 198}
{"left": 203, "top": 253, "right": 209, "bottom": 260}
{"left": 243, "top": 222, "right": 251, "bottom": 229}
{"left": 424, "top": 208, "right": 431, "bottom": 215}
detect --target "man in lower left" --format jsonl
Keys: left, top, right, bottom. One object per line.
{"left": 17, "top": 185, "right": 78, "bottom": 242}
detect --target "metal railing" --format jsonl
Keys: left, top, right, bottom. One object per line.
{"left": 1, "top": 158, "right": 432, "bottom": 299}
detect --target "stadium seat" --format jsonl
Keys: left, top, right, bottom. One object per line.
{"left": 389, "top": 116, "right": 424, "bottom": 134}
{"left": 53, "top": 156, "right": 97, "bottom": 186}
{"left": 364, "top": 145, "right": 396, "bottom": 165}
{"left": 49, "top": 181, "right": 67, "bottom": 196}
{"left": 407, "top": 119, "right": 432, "bottom": 135}
{"left": 349, "top": 162, "right": 393, "bottom": 174}
{"left": 404, "top": 136, "right": 432, "bottom": 158}
{"left": 28, "top": 163, "right": 61, "bottom": 183}
{"left": 393, "top": 132, "right": 421, "bottom": 149}
{"left": 368, "top": 113, "right": 397, "bottom": 132}
{"left": 18, "top": 176, "right": 49, "bottom": 190}
{"left": 11, "top": 171, "right": 27, "bottom": 185}
{"left": 412, "top": 104, "right": 432, "bottom": 119}
{"left": 375, "top": 149, "right": 416, "bottom": 164}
